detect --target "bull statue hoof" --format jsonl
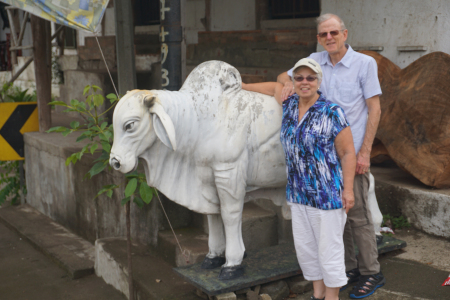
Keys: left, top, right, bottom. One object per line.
{"left": 218, "top": 265, "right": 244, "bottom": 280}
{"left": 201, "top": 256, "right": 226, "bottom": 269}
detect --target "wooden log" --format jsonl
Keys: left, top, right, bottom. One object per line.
{"left": 361, "top": 51, "right": 450, "bottom": 188}
{"left": 31, "top": 15, "right": 52, "bottom": 132}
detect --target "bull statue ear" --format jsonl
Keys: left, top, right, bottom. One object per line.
{"left": 144, "top": 96, "right": 177, "bottom": 151}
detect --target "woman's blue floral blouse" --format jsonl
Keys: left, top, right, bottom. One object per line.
{"left": 280, "top": 92, "right": 350, "bottom": 210}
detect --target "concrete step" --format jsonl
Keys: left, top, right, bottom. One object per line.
{"left": 0, "top": 204, "right": 95, "bottom": 279}
{"left": 95, "top": 237, "right": 200, "bottom": 300}
{"left": 372, "top": 165, "right": 450, "bottom": 238}
{"left": 157, "top": 202, "right": 278, "bottom": 267}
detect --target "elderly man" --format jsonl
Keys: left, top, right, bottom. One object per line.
{"left": 277, "top": 14, "right": 384, "bottom": 299}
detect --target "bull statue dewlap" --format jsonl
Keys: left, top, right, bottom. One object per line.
{"left": 109, "top": 61, "right": 288, "bottom": 280}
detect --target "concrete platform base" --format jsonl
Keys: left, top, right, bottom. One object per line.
{"left": 95, "top": 238, "right": 199, "bottom": 300}
{"left": 158, "top": 202, "right": 278, "bottom": 267}
{"left": 372, "top": 165, "right": 450, "bottom": 238}
{"left": 0, "top": 204, "right": 94, "bottom": 279}
{"left": 174, "top": 236, "right": 406, "bottom": 297}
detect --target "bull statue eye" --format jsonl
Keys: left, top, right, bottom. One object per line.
{"left": 124, "top": 122, "right": 134, "bottom": 131}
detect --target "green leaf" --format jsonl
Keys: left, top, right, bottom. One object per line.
{"left": 65, "top": 154, "right": 76, "bottom": 166}
{"left": 70, "top": 121, "right": 80, "bottom": 129}
{"left": 125, "top": 171, "right": 139, "bottom": 179}
{"left": 106, "top": 93, "right": 117, "bottom": 100}
{"left": 62, "top": 108, "right": 78, "bottom": 113}
{"left": 95, "top": 184, "right": 119, "bottom": 198}
{"left": 76, "top": 134, "right": 89, "bottom": 142}
{"left": 133, "top": 196, "right": 144, "bottom": 208}
{"left": 88, "top": 161, "right": 107, "bottom": 177}
{"left": 124, "top": 178, "right": 138, "bottom": 198}
{"left": 62, "top": 129, "right": 72, "bottom": 137}
{"left": 77, "top": 101, "right": 87, "bottom": 111}
{"left": 93, "top": 94, "right": 104, "bottom": 107}
{"left": 121, "top": 196, "right": 131, "bottom": 206}
{"left": 94, "top": 151, "right": 110, "bottom": 162}
{"left": 92, "top": 85, "right": 102, "bottom": 92}
{"left": 139, "top": 182, "right": 154, "bottom": 204}
{"left": 48, "top": 101, "right": 68, "bottom": 106}
{"left": 100, "top": 122, "right": 108, "bottom": 130}
{"left": 83, "top": 86, "right": 90, "bottom": 96}
{"left": 70, "top": 99, "right": 79, "bottom": 107}
{"left": 46, "top": 126, "right": 68, "bottom": 133}
{"left": 87, "top": 95, "right": 93, "bottom": 108}
{"left": 106, "top": 93, "right": 118, "bottom": 104}
{"left": 90, "top": 143, "right": 99, "bottom": 155}
{"left": 100, "top": 141, "right": 111, "bottom": 153}
{"left": 103, "top": 131, "right": 112, "bottom": 140}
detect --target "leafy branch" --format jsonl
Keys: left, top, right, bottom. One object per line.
{"left": 47, "top": 85, "right": 156, "bottom": 206}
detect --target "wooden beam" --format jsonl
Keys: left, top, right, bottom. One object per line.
{"left": 9, "top": 45, "right": 34, "bottom": 51}
{"left": 7, "top": 25, "right": 65, "bottom": 86}
{"left": 16, "top": 12, "right": 29, "bottom": 47}
{"left": 7, "top": 56, "right": 33, "bottom": 85}
{"left": 31, "top": 15, "right": 52, "bottom": 132}
{"left": 114, "top": 0, "right": 136, "bottom": 94}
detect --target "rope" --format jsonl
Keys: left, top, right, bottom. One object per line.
{"left": 94, "top": 32, "right": 119, "bottom": 97}
{"left": 93, "top": 32, "right": 188, "bottom": 264}
{"left": 155, "top": 190, "right": 190, "bottom": 264}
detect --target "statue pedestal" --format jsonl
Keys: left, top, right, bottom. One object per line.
{"left": 174, "top": 236, "right": 407, "bottom": 296}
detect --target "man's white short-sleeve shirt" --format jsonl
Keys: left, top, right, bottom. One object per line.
{"left": 288, "top": 45, "right": 382, "bottom": 153}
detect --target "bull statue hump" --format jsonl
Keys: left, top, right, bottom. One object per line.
{"left": 110, "top": 60, "right": 287, "bottom": 280}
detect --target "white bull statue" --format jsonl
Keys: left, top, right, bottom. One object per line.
{"left": 109, "top": 60, "right": 384, "bottom": 280}
{"left": 110, "top": 61, "right": 287, "bottom": 280}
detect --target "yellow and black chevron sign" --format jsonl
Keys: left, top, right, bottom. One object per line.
{"left": 0, "top": 102, "right": 39, "bottom": 161}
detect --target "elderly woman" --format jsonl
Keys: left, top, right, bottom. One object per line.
{"left": 242, "top": 58, "right": 356, "bottom": 300}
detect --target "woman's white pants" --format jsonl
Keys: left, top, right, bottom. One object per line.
{"left": 290, "top": 204, "right": 348, "bottom": 288}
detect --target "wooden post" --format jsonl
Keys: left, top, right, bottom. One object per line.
{"left": 205, "top": 0, "right": 211, "bottom": 31}
{"left": 30, "top": 15, "right": 52, "bottom": 132}
{"left": 114, "top": 0, "right": 137, "bottom": 298}
{"left": 114, "top": 0, "right": 137, "bottom": 94}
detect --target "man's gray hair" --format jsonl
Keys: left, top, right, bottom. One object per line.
{"left": 316, "top": 13, "right": 346, "bottom": 31}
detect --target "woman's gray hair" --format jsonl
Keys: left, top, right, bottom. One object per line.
{"left": 316, "top": 13, "right": 346, "bottom": 31}
{"left": 291, "top": 68, "right": 322, "bottom": 86}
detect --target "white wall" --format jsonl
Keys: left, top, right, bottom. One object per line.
{"left": 185, "top": 0, "right": 256, "bottom": 44}
{"left": 321, "top": 0, "right": 450, "bottom": 68}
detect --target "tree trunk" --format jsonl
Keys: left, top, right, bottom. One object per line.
{"left": 362, "top": 50, "right": 450, "bottom": 188}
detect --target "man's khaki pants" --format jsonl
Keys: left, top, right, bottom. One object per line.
{"left": 343, "top": 172, "right": 380, "bottom": 275}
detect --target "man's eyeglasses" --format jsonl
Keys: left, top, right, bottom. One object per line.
{"left": 317, "top": 30, "right": 344, "bottom": 38}
{"left": 293, "top": 75, "right": 317, "bottom": 82}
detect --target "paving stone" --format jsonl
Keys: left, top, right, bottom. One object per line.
{"left": 287, "top": 275, "right": 312, "bottom": 294}
{"left": 214, "top": 292, "right": 237, "bottom": 300}
{"left": 246, "top": 290, "right": 259, "bottom": 300}
{"left": 260, "top": 280, "right": 289, "bottom": 300}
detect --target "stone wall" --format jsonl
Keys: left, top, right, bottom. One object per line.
{"left": 24, "top": 131, "right": 193, "bottom": 246}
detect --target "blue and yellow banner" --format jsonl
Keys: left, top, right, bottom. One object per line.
{"left": 0, "top": 0, "right": 109, "bottom": 33}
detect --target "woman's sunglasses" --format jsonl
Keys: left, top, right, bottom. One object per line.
{"left": 317, "top": 30, "right": 344, "bottom": 38}
{"left": 293, "top": 75, "right": 317, "bottom": 82}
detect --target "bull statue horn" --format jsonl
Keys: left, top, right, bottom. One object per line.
{"left": 145, "top": 95, "right": 177, "bottom": 151}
